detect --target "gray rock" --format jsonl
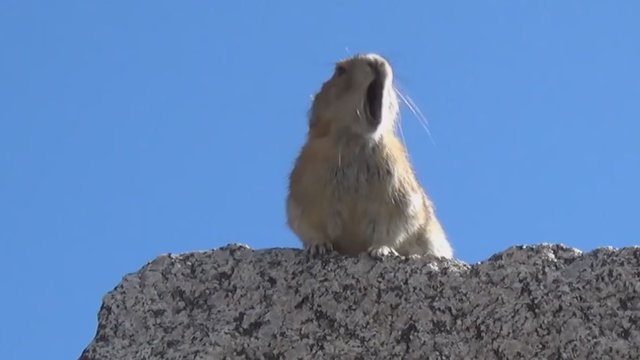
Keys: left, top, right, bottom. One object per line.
{"left": 79, "top": 243, "right": 640, "bottom": 360}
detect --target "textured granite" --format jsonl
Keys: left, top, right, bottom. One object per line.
{"left": 79, "top": 243, "right": 640, "bottom": 360}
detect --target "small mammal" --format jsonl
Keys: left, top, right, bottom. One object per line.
{"left": 286, "top": 53, "right": 453, "bottom": 259}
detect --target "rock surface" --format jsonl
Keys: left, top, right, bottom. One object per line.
{"left": 79, "top": 243, "right": 640, "bottom": 360}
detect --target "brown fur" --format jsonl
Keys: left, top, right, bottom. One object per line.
{"left": 286, "top": 53, "right": 453, "bottom": 259}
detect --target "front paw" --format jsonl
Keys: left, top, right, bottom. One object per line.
{"left": 367, "top": 245, "right": 400, "bottom": 259}
{"left": 306, "top": 243, "right": 334, "bottom": 257}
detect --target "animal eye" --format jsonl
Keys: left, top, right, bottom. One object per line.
{"left": 335, "top": 65, "right": 346, "bottom": 77}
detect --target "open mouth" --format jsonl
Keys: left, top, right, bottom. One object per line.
{"left": 365, "top": 72, "right": 385, "bottom": 127}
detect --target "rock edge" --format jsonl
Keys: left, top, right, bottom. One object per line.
{"left": 79, "top": 243, "right": 640, "bottom": 359}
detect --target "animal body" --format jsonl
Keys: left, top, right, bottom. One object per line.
{"left": 286, "top": 53, "right": 453, "bottom": 259}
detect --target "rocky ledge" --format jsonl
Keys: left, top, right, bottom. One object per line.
{"left": 79, "top": 243, "right": 640, "bottom": 360}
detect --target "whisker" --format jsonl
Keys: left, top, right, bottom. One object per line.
{"left": 397, "top": 113, "right": 409, "bottom": 158}
{"left": 396, "top": 89, "right": 428, "bottom": 133}
{"left": 394, "top": 85, "right": 436, "bottom": 146}
{"left": 405, "top": 94, "right": 429, "bottom": 129}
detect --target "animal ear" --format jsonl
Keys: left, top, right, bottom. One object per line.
{"left": 307, "top": 92, "right": 331, "bottom": 138}
{"left": 308, "top": 104, "right": 320, "bottom": 125}
{"left": 308, "top": 114, "right": 331, "bottom": 139}
{"left": 306, "top": 94, "right": 317, "bottom": 127}
{"left": 306, "top": 97, "right": 321, "bottom": 129}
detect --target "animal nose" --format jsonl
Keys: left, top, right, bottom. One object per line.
{"left": 367, "top": 57, "right": 388, "bottom": 81}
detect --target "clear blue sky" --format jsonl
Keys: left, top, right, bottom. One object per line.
{"left": 1, "top": 1, "right": 638, "bottom": 359}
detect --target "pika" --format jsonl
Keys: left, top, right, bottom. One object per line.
{"left": 286, "top": 53, "right": 453, "bottom": 259}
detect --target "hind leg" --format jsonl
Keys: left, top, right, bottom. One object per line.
{"left": 423, "top": 217, "right": 453, "bottom": 259}
{"left": 365, "top": 198, "right": 424, "bottom": 259}
{"left": 286, "top": 198, "right": 334, "bottom": 256}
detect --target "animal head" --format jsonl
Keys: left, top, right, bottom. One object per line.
{"left": 308, "top": 53, "right": 399, "bottom": 140}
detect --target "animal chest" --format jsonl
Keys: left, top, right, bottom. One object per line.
{"left": 328, "top": 152, "right": 395, "bottom": 199}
